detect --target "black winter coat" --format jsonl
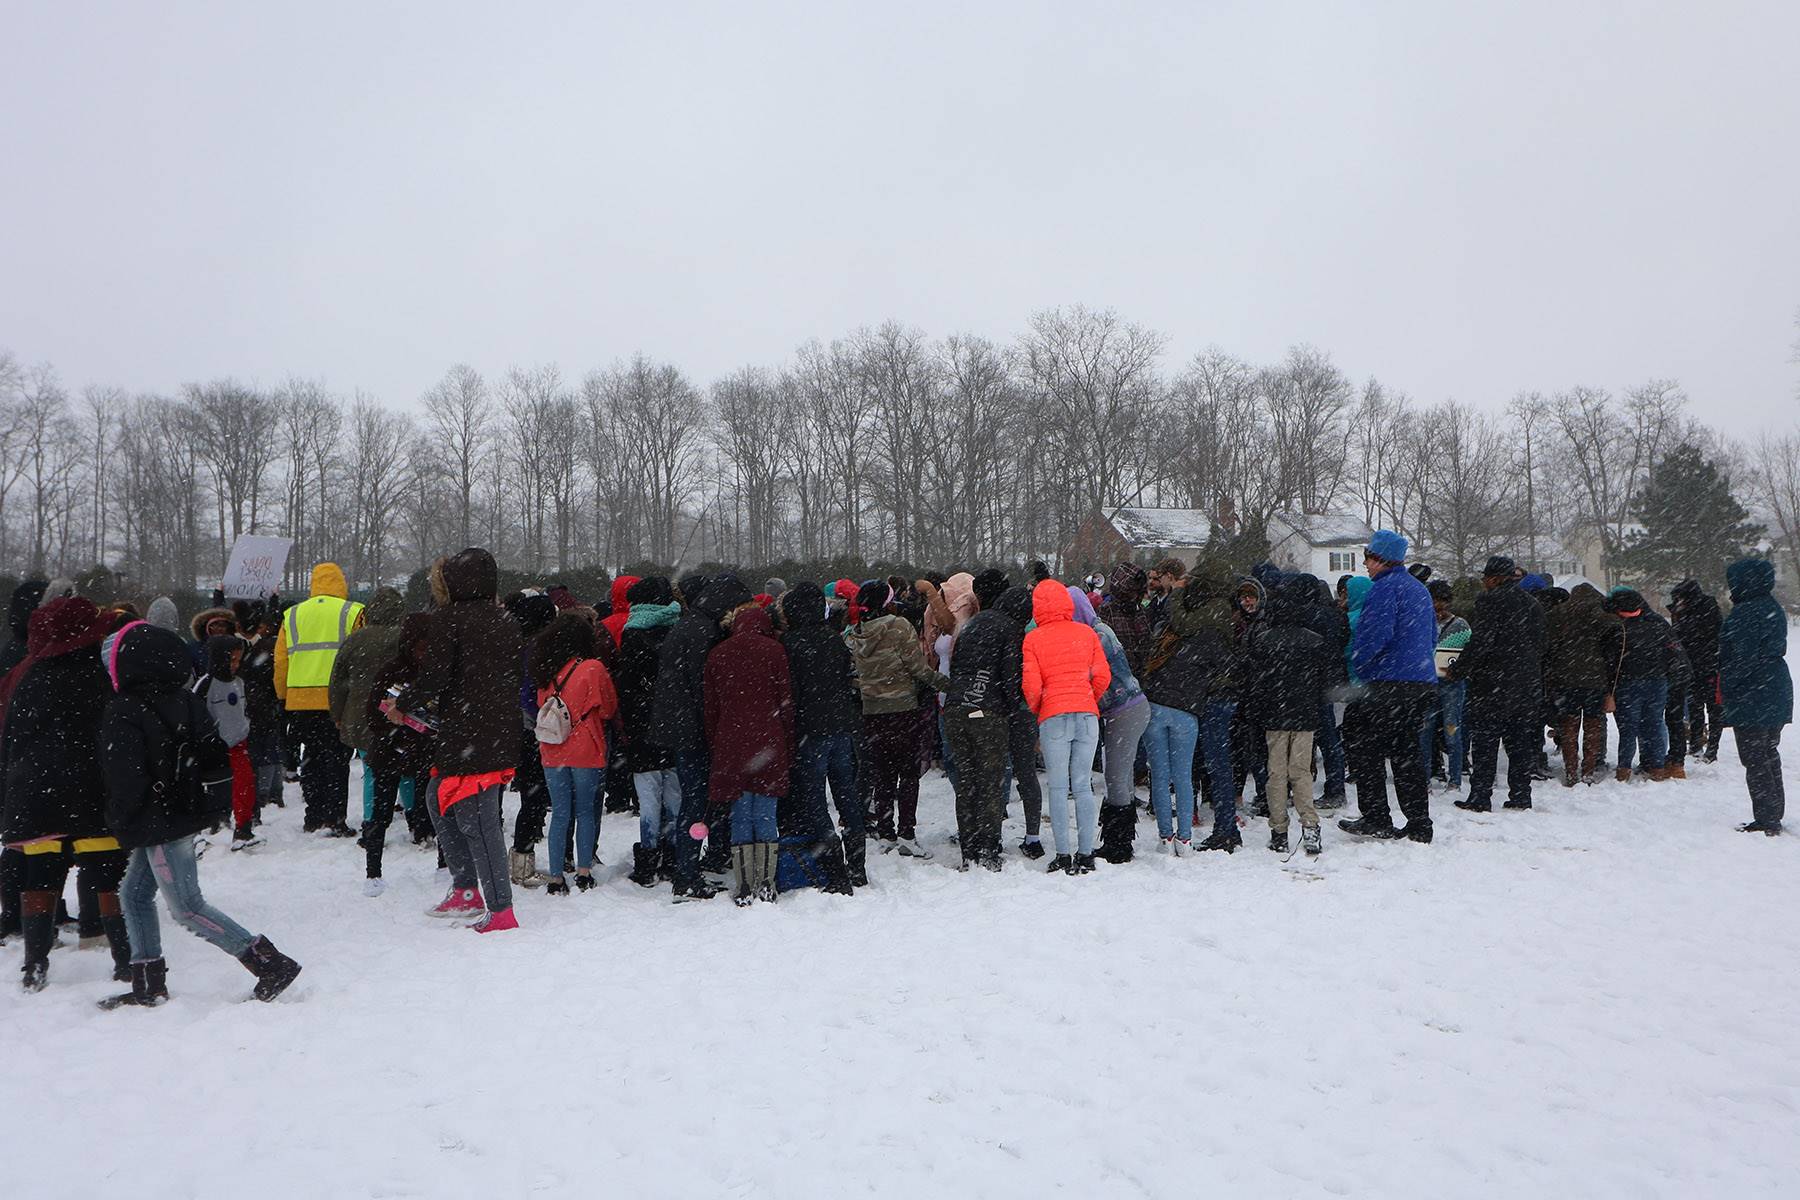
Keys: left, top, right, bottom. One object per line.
{"left": 947, "top": 588, "right": 1031, "bottom": 715}
{"left": 1669, "top": 581, "right": 1722, "bottom": 679}
{"left": 648, "top": 577, "right": 752, "bottom": 754}
{"left": 100, "top": 625, "right": 233, "bottom": 850}
{"left": 240, "top": 632, "right": 281, "bottom": 736}
{"left": 1293, "top": 574, "right": 1350, "bottom": 691}
{"left": 398, "top": 548, "right": 523, "bottom": 776}
{"left": 780, "top": 582, "right": 862, "bottom": 738}
{"left": 1, "top": 646, "right": 112, "bottom": 842}
{"left": 365, "top": 657, "right": 435, "bottom": 778}
{"left": 1544, "top": 584, "right": 1621, "bottom": 692}
{"left": 1244, "top": 596, "right": 1326, "bottom": 732}
{"left": 1612, "top": 601, "right": 1676, "bottom": 686}
{"left": 616, "top": 621, "right": 676, "bottom": 772}
{"left": 1450, "top": 578, "right": 1547, "bottom": 726}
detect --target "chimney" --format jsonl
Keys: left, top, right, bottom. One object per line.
{"left": 1216, "top": 496, "right": 1239, "bottom": 536}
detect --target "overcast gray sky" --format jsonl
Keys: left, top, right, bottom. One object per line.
{"left": 4, "top": 1, "right": 1796, "bottom": 431}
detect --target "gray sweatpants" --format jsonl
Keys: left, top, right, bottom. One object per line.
{"left": 431, "top": 784, "right": 513, "bottom": 913}
{"left": 1101, "top": 699, "right": 1152, "bottom": 807}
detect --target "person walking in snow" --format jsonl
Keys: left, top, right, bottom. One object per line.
{"left": 532, "top": 612, "right": 619, "bottom": 895}
{"left": 846, "top": 580, "right": 953, "bottom": 860}
{"left": 1, "top": 598, "right": 132, "bottom": 992}
{"left": 1450, "top": 557, "right": 1547, "bottom": 813}
{"left": 1717, "top": 557, "right": 1790, "bottom": 834}
{"left": 275, "top": 562, "right": 366, "bottom": 837}
{"left": 393, "top": 549, "right": 523, "bottom": 932}
{"left": 1338, "top": 530, "right": 1438, "bottom": 844}
{"left": 1021, "top": 578, "right": 1111, "bottom": 874}
{"left": 704, "top": 600, "right": 794, "bottom": 905}
{"left": 98, "top": 621, "right": 301, "bottom": 1008}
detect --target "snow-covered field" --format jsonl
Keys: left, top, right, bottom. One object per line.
{"left": 4, "top": 717, "right": 1798, "bottom": 1198}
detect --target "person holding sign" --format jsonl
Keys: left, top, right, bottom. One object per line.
{"left": 274, "top": 562, "right": 365, "bottom": 837}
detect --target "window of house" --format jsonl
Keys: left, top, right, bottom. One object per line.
{"left": 1328, "top": 551, "right": 1357, "bottom": 573}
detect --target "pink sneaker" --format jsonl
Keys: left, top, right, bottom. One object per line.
{"left": 426, "top": 888, "right": 484, "bottom": 920}
{"left": 471, "top": 908, "right": 518, "bottom": 934}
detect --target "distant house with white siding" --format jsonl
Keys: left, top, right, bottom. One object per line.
{"left": 1266, "top": 510, "right": 1375, "bottom": 580}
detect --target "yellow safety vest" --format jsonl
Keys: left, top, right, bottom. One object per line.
{"left": 284, "top": 596, "right": 365, "bottom": 689}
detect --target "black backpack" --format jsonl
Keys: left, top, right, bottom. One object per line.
{"left": 149, "top": 696, "right": 234, "bottom": 823}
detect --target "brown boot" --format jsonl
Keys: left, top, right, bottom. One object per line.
{"left": 1556, "top": 718, "right": 1581, "bottom": 786}
{"left": 1581, "top": 715, "right": 1605, "bottom": 779}
{"left": 1666, "top": 762, "right": 1687, "bottom": 780}
{"left": 1645, "top": 766, "right": 1668, "bottom": 782}
{"left": 1615, "top": 767, "right": 1633, "bottom": 783}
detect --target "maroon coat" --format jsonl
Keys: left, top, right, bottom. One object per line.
{"left": 703, "top": 606, "right": 794, "bottom": 809}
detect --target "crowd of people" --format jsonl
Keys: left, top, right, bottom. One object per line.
{"left": 0, "top": 532, "right": 1790, "bottom": 1009}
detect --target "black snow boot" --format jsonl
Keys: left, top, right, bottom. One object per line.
{"left": 1097, "top": 803, "right": 1136, "bottom": 865}
{"left": 1338, "top": 816, "right": 1399, "bottom": 839}
{"left": 1197, "top": 828, "right": 1241, "bottom": 853}
{"left": 1397, "top": 822, "right": 1434, "bottom": 844}
{"left": 99, "top": 959, "right": 170, "bottom": 1010}
{"left": 238, "top": 936, "right": 302, "bottom": 1002}
{"left": 102, "top": 912, "right": 132, "bottom": 983}
{"left": 21, "top": 894, "right": 55, "bottom": 992}
{"left": 817, "top": 836, "right": 855, "bottom": 895}
{"left": 627, "top": 844, "right": 658, "bottom": 888}
{"left": 1453, "top": 797, "right": 1491, "bottom": 812}
{"left": 1268, "top": 829, "right": 1288, "bottom": 853}
{"left": 1045, "top": 853, "right": 1073, "bottom": 874}
{"left": 843, "top": 836, "right": 869, "bottom": 889}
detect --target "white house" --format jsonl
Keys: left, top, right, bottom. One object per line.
{"left": 1266, "top": 510, "right": 1375, "bottom": 580}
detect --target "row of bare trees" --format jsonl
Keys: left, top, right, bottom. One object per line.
{"left": 2, "top": 306, "right": 1797, "bottom": 595}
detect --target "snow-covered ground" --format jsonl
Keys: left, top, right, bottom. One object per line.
{"left": 4, "top": 717, "right": 1798, "bottom": 1197}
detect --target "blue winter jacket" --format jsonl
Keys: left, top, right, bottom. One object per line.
{"left": 1350, "top": 566, "right": 1437, "bottom": 684}
{"left": 1718, "top": 558, "right": 1791, "bottom": 729}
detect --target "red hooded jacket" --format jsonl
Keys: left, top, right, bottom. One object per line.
{"left": 600, "top": 575, "right": 639, "bottom": 648}
{"left": 702, "top": 606, "right": 794, "bottom": 808}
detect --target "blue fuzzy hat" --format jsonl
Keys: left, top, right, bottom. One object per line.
{"left": 1366, "top": 529, "right": 1408, "bottom": 564}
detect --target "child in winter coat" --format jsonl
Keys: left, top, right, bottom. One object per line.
{"left": 1021, "top": 579, "right": 1111, "bottom": 873}
{"left": 363, "top": 614, "right": 436, "bottom": 895}
{"left": 1245, "top": 581, "right": 1328, "bottom": 856}
{"left": 532, "top": 613, "right": 619, "bottom": 894}
{"left": 98, "top": 622, "right": 301, "bottom": 1008}
{"left": 195, "top": 635, "right": 262, "bottom": 852}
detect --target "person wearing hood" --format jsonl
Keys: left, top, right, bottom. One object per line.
{"left": 274, "top": 562, "right": 366, "bottom": 837}
{"left": 502, "top": 591, "right": 558, "bottom": 888}
{"left": 1022, "top": 579, "right": 1111, "bottom": 873}
{"left": 847, "top": 579, "right": 953, "bottom": 859}
{"left": 327, "top": 586, "right": 406, "bottom": 836}
{"left": 1543, "top": 583, "right": 1621, "bottom": 785}
{"left": 1294, "top": 573, "right": 1352, "bottom": 809}
{"left": 187, "top": 606, "right": 238, "bottom": 675}
{"left": 194, "top": 634, "right": 264, "bottom": 852}
{"left": 1, "top": 598, "right": 130, "bottom": 992}
{"left": 0, "top": 579, "right": 48, "bottom": 944}
{"left": 1718, "top": 558, "right": 1790, "bottom": 834}
{"left": 532, "top": 613, "right": 620, "bottom": 896}
{"left": 363, "top": 614, "right": 436, "bottom": 893}
{"left": 1098, "top": 563, "right": 1154, "bottom": 679}
{"left": 615, "top": 576, "right": 683, "bottom": 887}
{"left": 600, "top": 574, "right": 640, "bottom": 648}
{"left": 1070, "top": 586, "right": 1149, "bottom": 865}
{"left": 1139, "top": 557, "right": 1241, "bottom": 852}
{"left": 392, "top": 549, "right": 523, "bottom": 932}
{"left": 653, "top": 574, "right": 752, "bottom": 901}
{"left": 144, "top": 596, "right": 182, "bottom": 634}
{"left": 1449, "top": 557, "right": 1547, "bottom": 813}
{"left": 943, "top": 576, "right": 1029, "bottom": 871}
{"left": 96, "top": 621, "right": 301, "bottom": 1007}
{"left": 1244, "top": 578, "right": 1329, "bottom": 856}
{"left": 1232, "top": 578, "right": 1271, "bottom": 817}
{"left": 704, "top": 603, "right": 794, "bottom": 904}
{"left": 778, "top": 581, "right": 863, "bottom": 891}
{"left": 1605, "top": 587, "right": 1677, "bottom": 782}
{"left": 925, "top": 572, "right": 979, "bottom": 789}
{"left": 1339, "top": 531, "right": 1438, "bottom": 844}
{"left": 1668, "top": 579, "right": 1724, "bottom": 765}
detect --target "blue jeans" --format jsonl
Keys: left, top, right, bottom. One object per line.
{"left": 1040, "top": 712, "right": 1101, "bottom": 856}
{"left": 1144, "top": 702, "right": 1199, "bottom": 839}
{"left": 121, "top": 837, "right": 257, "bottom": 963}
{"left": 1202, "top": 699, "right": 1238, "bottom": 832}
{"left": 1421, "top": 680, "right": 1466, "bottom": 788}
{"left": 730, "top": 792, "right": 779, "bottom": 843}
{"left": 544, "top": 765, "right": 602, "bottom": 875}
{"left": 634, "top": 769, "right": 681, "bottom": 850}
{"left": 793, "top": 732, "right": 864, "bottom": 843}
{"left": 1317, "top": 702, "right": 1346, "bottom": 796}
{"left": 1615, "top": 678, "right": 1670, "bottom": 771}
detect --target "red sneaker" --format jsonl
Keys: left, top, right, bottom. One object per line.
{"left": 471, "top": 908, "right": 518, "bottom": 934}
{"left": 426, "top": 888, "right": 484, "bottom": 920}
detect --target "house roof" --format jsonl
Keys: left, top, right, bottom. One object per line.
{"left": 1105, "top": 507, "right": 1214, "bottom": 548}
{"left": 1270, "top": 510, "right": 1373, "bottom": 548}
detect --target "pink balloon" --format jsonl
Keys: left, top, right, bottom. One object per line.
{"left": 689, "top": 822, "right": 709, "bottom": 841}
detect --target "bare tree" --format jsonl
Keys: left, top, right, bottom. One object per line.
{"left": 1747, "top": 428, "right": 1800, "bottom": 589}
{"left": 423, "top": 364, "right": 491, "bottom": 548}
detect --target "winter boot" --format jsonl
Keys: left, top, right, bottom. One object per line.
{"left": 655, "top": 846, "right": 675, "bottom": 883}
{"left": 509, "top": 849, "right": 546, "bottom": 888}
{"left": 1397, "top": 822, "right": 1434, "bottom": 844}
{"left": 1070, "top": 853, "right": 1095, "bottom": 875}
{"left": 545, "top": 874, "right": 569, "bottom": 895}
{"left": 238, "top": 936, "right": 302, "bottom": 1001}
{"left": 231, "top": 825, "right": 265, "bottom": 851}
{"left": 700, "top": 840, "right": 732, "bottom": 882}
{"left": 1018, "top": 838, "right": 1046, "bottom": 861}
{"left": 755, "top": 843, "right": 780, "bottom": 903}
{"left": 843, "top": 836, "right": 869, "bottom": 889}
{"left": 20, "top": 892, "right": 56, "bottom": 992}
{"left": 99, "top": 958, "right": 169, "bottom": 1010}
{"left": 1666, "top": 762, "right": 1687, "bottom": 780}
{"left": 1301, "top": 825, "right": 1322, "bottom": 856}
{"left": 1197, "top": 828, "right": 1241, "bottom": 853}
{"left": 818, "top": 836, "right": 854, "bottom": 896}
{"left": 101, "top": 910, "right": 132, "bottom": 983}
{"left": 1097, "top": 803, "right": 1136, "bottom": 864}
{"left": 1338, "top": 816, "right": 1399, "bottom": 839}
{"left": 731, "top": 845, "right": 754, "bottom": 907}
{"left": 1615, "top": 767, "right": 1633, "bottom": 783}
{"left": 1268, "top": 829, "right": 1288, "bottom": 853}
{"left": 1045, "top": 853, "right": 1074, "bottom": 874}
{"left": 627, "top": 844, "right": 658, "bottom": 888}
{"left": 671, "top": 879, "right": 721, "bottom": 903}
{"left": 1454, "top": 797, "right": 1492, "bottom": 812}
{"left": 1316, "top": 788, "right": 1346, "bottom": 811}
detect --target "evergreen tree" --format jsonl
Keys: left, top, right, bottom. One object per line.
{"left": 1618, "top": 444, "right": 1763, "bottom": 592}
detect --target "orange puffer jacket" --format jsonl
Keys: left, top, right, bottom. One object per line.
{"left": 1021, "top": 579, "right": 1110, "bottom": 722}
